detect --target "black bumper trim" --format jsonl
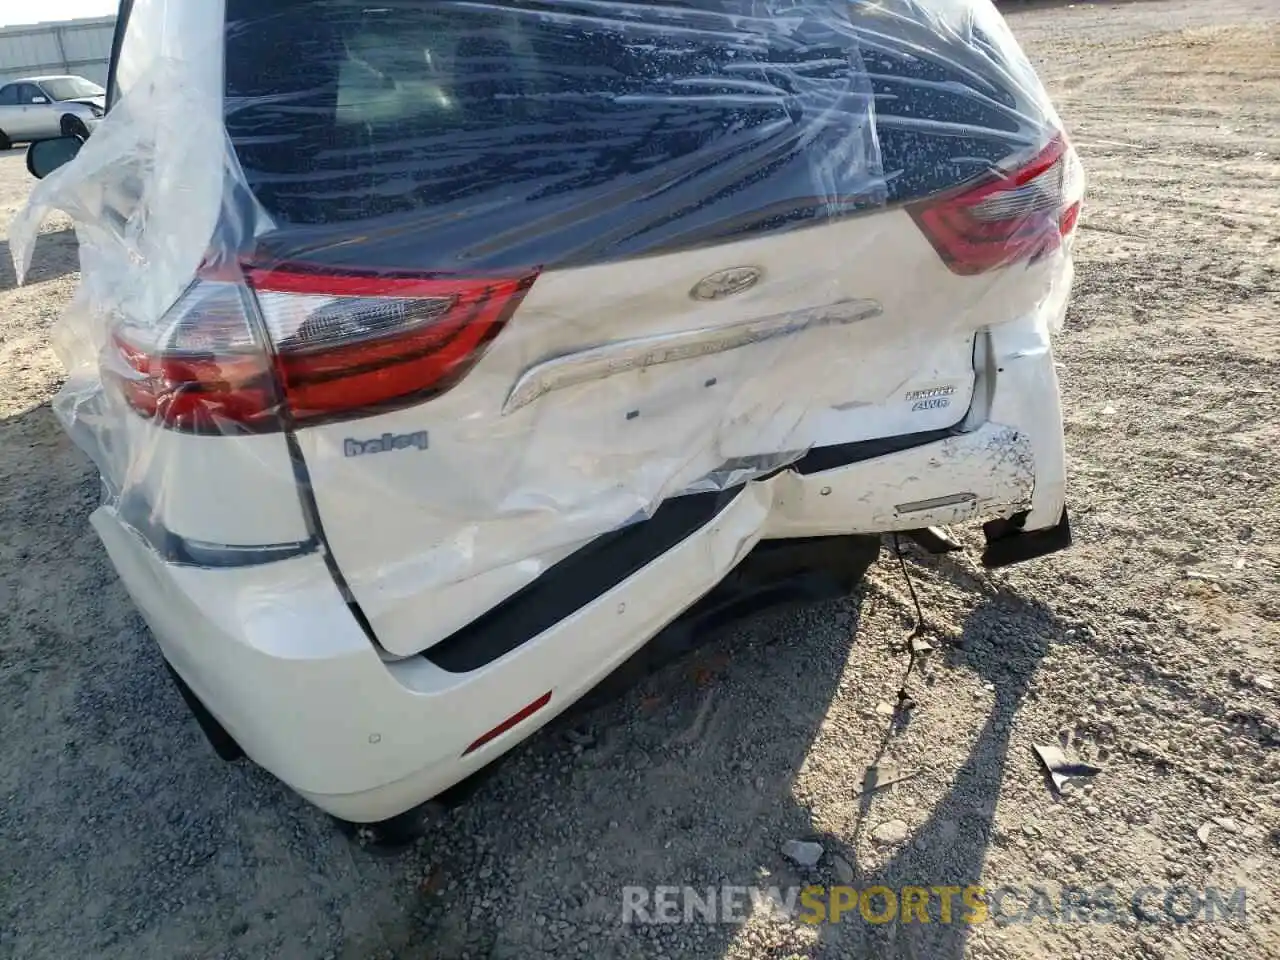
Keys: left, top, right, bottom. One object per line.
{"left": 422, "top": 486, "right": 743, "bottom": 673}
{"left": 421, "top": 428, "right": 959, "bottom": 674}
{"left": 421, "top": 427, "right": 963, "bottom": 674}
{"left": 981, "top": 507, "right": 1072, "bottom": 568}
{"left": 791, "top": 426, "right": 958, "bottom": 475}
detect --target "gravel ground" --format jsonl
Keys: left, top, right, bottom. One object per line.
{"left": 2, "top": 2, "right": 1278, "bottom": 958}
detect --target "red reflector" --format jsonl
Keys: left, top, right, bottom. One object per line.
{"left": 909, "top": 135, "right": 1080, "bottom": 276}
{"left": 463, "top": 691, "right": 552, "bottom": 756}
{"left": 106, "top": 266, "right": 538, "bottom": 433}
{"left": 1059, "top": 201, "right": 1081, "bottom": 236}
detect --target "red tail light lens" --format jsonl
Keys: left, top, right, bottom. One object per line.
{"left": 249, "top": 267, "right": 537, "bottom": 423}
{"left": 909, "top": 136, "right": 1083, "bottom": 276}
{"left": 106, "top": 266, "right": 538, "bottom": 432}
{"left": 107, "top": 281, "right": 280, "bottom": 434}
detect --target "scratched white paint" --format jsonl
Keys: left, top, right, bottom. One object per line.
{"left": 765, "top": 423, "right": 1034, "bottom": 538}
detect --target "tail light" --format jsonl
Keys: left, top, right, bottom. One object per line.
{"left": 107, "top": 265, "right": 538, "bottom": 433}
{"left": 909, "top": 135, "right": 1083, "bottom": 276}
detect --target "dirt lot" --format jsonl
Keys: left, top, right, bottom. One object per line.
{"left": 2, "top": 2, "right": 1278, "bottom": 958}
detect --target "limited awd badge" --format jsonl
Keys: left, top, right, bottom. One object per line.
{"left": 690, "top": 266, "right": 763, "bottom": 301}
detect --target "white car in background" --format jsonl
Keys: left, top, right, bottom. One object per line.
{"left": 0, "top": 74, "right": 104, "bottom": 148}
{"left": 20, "top": 0, "right": 1082, "bottom": 844}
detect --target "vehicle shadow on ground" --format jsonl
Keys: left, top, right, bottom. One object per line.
{"left": 410, "top": 555, "right": 1064, "bottom": 960}
{"left": 0, "top": 394, "right": 1060, "bottom": 960}
{"left": 805, "top": 574, "right": 1058, "bottom": 958}
{"left": 0, "top": 229, "right": 78, "bottom": 290}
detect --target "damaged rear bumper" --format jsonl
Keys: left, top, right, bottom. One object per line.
{"left": 95, "top": 313, "right": 1069, "bottom": 823}
{"left": 94, "top": 421, "right": 1063, "bottom": 824}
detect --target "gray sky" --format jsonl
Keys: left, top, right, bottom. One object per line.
{"left": 0, "top": 0, "right": 116, "bottom": 27}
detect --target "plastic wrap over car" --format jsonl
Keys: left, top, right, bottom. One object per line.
{"left": 9, "top": 0, "right": 1080, "bottom": 600}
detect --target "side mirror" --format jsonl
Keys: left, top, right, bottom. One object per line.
{"left": 30, "top": 96, "right": 48, "bottom": 104}
{"left": 26, "top": 136, "right": 82, "bottom": 179}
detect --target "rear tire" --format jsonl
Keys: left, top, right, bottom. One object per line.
{"left": 60, "top": 116, "right": 89, "bottom": 140}
{"left": 0, "top": 130, "right": 11, "bottom": 151}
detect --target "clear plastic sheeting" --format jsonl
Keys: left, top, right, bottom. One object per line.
{"left": 11, "top": 0, "right": 1079, "bottom": 636}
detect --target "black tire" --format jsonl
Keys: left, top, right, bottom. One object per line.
{"left": 60, "top": 116, "right": 89, "bottom": 140}
{"left": 0, "top": 130, "right": 11, "bottom": 151}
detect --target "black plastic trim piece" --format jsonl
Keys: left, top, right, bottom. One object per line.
{"left": 903, "top": 526, "right": 965, "bottom": 554}
{"left": 791, "top": 426, "right": 959, "bottom": 475}
{"left": 105, "top": 0, "right": 132, "bottom": 112}
{"left": 421, "top": 426, "right": 966, "bottom": 674}
{"left": 423, "top": 486, "right": 743, "bottom": 673}
{"left": 981, "top": 507, "right": 1072, "bottom": 568}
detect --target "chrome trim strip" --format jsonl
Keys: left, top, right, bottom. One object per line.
{"left": 895, "top": 492, "right": 977, "bottom": 515}
{"left": 503, "top": 298, "right": 883, "bottom": 415}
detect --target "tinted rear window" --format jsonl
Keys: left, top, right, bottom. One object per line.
{"left": 224, "top": 0, "right": 886, "bottom": 269}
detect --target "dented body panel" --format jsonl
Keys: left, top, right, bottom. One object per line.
{"left": 88, "top": 305, "right": 1068, "bottom": 823}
